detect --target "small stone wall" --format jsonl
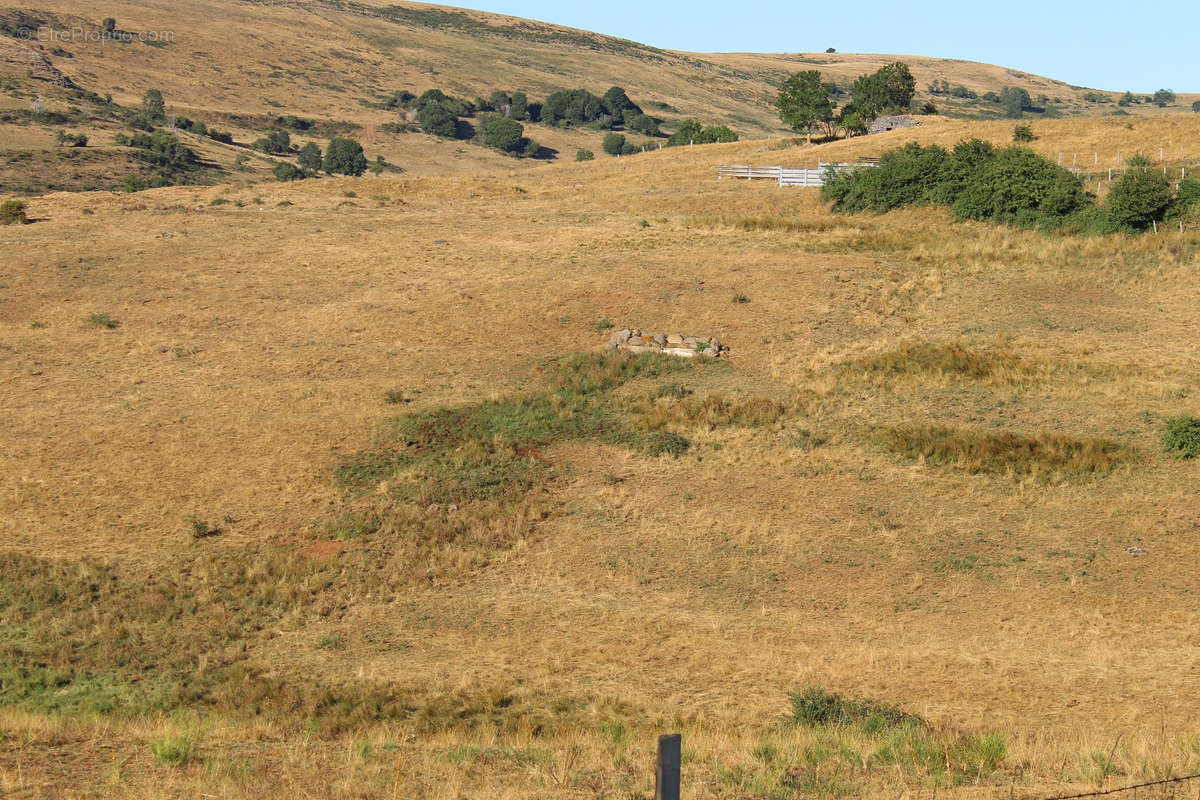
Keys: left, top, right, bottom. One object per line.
{"left": 605, "top": 329, "right": 727, "bottom": 358}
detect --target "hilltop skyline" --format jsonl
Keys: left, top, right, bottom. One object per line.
{"left": 447, "top": 0, "right": 1197, "bottom": 94}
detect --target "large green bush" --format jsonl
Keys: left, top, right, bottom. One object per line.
{"left": 418, "top": 101, "right": 458, "bottom": 138}
{"left": 822, "top": 139, "right": 1088, "bottom": 230}
{"left": 1105, "top": 166, "right": 1172, "bottom": 230}
{"left": 1163, "top": 416, "right": 1200, "bottom": 459}
{"left": 322, "top": 137, "right": 367, "bottom": 176}
{"left": 480, "top": 116, "right": 525, "bottom": 153}
{"left": 601, "top": 132, "right": 625, "bottom": 156}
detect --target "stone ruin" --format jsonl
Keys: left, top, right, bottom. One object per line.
{"left": 605, "top": 328, "right": 727, "bottom": 358}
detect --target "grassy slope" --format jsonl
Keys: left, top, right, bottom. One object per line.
{"left": 2, "top": 114, "right": 1200, "bottom": 797}
{"left": 2, "top": 0, "right": 1197, "bottom": 195}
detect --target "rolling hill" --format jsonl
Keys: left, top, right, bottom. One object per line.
{"left": 3, "top": 3, "right": 1200, "bottom": 799}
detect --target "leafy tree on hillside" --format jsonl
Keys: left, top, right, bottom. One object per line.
{"left": 1118, "top": 91, "right": 1134, "bottom": 107}
{"left": 1153, "top": 88, "right": 1175, "bottom": 107}
{"left": 601, "top": 86, "right": 641, "bottom": 118}
{"left": 625, "top": 113, "right": 660, "bottom": 136}
{"left": 1105, "top": 165, "right": 1172, "bottom": 230}
{"left": 602, "top": 132, "right": 626, "bottom": 156}
{"left": 480, "top": 116, "right": 525, "bottom": 153}
{"left": 509, "top": 91, "right": 529, "bottom": 120}
{"left": 323, "top": 137, "right": 367, "bottom": 176}
{"left": 846, "top": 62, "right": 915, "bottom": 121}
{"left": 254, "top": 129, "right": 291, "bottom": 154}
{"left": 273, "top": 162, "right": 304, "bottom": 181}
{"left": 541, "top": 89, "right": 604, "bottom": 127}
{"left": 776, "top": 70, "right": 834, "bottom": 141}
{"left": 418, "top": 101, "right": 458, "bottom": 138}
{"left": 999, "top": 87, "right": 1032, "bottom": 118}
{"left": 297, "top": 142, "right": 323, "bottom": 172}
{"left": 142, "top": 88, "right": 165, "bottom": 122}
{"left": 102, "top": 17, "right": 116, "bottom": 33}
{"left": 665, "top": 120, "right": 738, "bottom": 146}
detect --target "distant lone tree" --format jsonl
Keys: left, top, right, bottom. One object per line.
{"left": 1152, "top": 89, "right": 1176, "bottom": 107}
{"left": 297, "top": 141, "right": 322, "bottom": 172}
{"left": 825, "top": 47, "right": 836, "bottom": 53}
{"left": 1118, "top": 91, "right": 1134, "bottom": 107}
{"left": 481, "top": 116, "right": 525, "bottom": 153}
{"left": 1193, "top": 100, "right": 1200, "bottom": 113}
{"left": 418, "top": 101, "right": 458, "bottom": 138}
{"left": 322, "top": 137, "right": 367, "bottom": 176}
{"left": 999, "top": 86, "right": 1032, "bottom": 118}
{"left": 142, "top": 88, "right": 165, "bottom": 121}
{"left": 776, "top": 70, "right": 834, "bottom": 141}
{"left": 101, "top": 17, "right": 116, "bottom": 33}
{"left": 602, "top": 132, "right": 626, "bottom": 156}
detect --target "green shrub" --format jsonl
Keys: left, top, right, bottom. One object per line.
{"left": 790, "top": 687, "right": 922, "bottom": 730}
{"left": 297, "top": 142, "right": 322, "bottom": 172}
{"left": 273, "top": 162, "right": 304, "bottom": 181}
{"left": 1105, "top": 166, "right": 1172, "bottom": 230}
{"left": 480, "top": 115, "right": 525, "bottom": 153}
{"left": 1177, "top": 177, "right": 1200, "bottom": 207}
{"left": 601, "top": 132, "right": 625, "bottom": 156}
{"left": 85, "top": 312, "right": 120, "bottom": 329}
{"left": 0, "top": 199, "right": 28, "bottom": 225}
{"left": 418, "top": 101, "right": 459, "bottom": 138}
{"left": 575, "top": 149, "right": 594, "bottom": 162}
{"left": 254, "top": 129, "right": 291, "bottom": 154}
{"left": 54, "top": 130, "right": 88, "bottom": 147}
{"left": 951, "top": 146, "right": 1087, "bottom": 227}
{"left": 1012, "top": 124, "right": 1034, "bottom": 142}
{"left": 644, "top": 431, "right": 691, "bottom": 457}
{"left": 149, "top": 734, "right": 192, "bottom": 766}
{"left": 1162, "top": 415, "right": 1200, "bottom": 459}
{"left": 323, "top": 137, "right": 367, "bottom": 176}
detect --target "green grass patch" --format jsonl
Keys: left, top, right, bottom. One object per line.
{"left": 878, "top": 424, "right": 1132, "bottom": 479}
{"left": 149, "top": 734, "right": 193, "bottom": 767}
{"left": 1162, "top": 415, "right": 1200, "bottom": 459}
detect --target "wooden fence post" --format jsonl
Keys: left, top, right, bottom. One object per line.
{"left": 656, "top": 733, "right": 681, "bottom": 800}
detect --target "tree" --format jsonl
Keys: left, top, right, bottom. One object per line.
{"left": 602, "top": 132, "right": 626, "bottom": 156}
{"left": 487, "top": 90, "right": 510, "bottom": 116}
{"left": 999, "top": 86, "right": 1032, "bottom": 118}
{"left": 1118, "top": 91, "right": 1134, "bottom": 107}
{"left": 102, "top": 18, "right": 116, "bottom": 33}
{"left": 825, "top": 47, "right": 836, "bottom": 53}
{"left": 1193, "top": 100, "right": 1200, "bottom": 113}
{"left": 575, "top": 149, "right": 594, "bottom": 161}
{"left": 142, "top": 88, "right": 165, "bottom": 121}
{"left": 1012, "top": 124, "right": 1034, "bottom": 142}
{"left": 541, "top": 89, "right": 604, "bottom": 127}
{"left": 418, "top": 101, "right": 458, "bottom": 138}
{"left": 254, "top": 129, "right": 291, "bottom": 154}
{"left": 1153, "top": 89, "right": 1176, "bottom": 107}
{"left": 666, "top": 119, "right": 703, "bottom": 146}
{"left": 481, "top": 116, "right": 525, "bottom": 153}
{"left": 323, "top": 137, "right": 366, "bottom": 176}
{"left": 509, "top": 91, "right": 529, "bottom": 120}
{"left": 626, "top": 113, "right": 660, "bottom": 136}
{"left": 273, "top": 162, "right": 304, "bottom": 181}
{"left": 602, "top": 86, "right": 640, "bottom": 118}
{"left": 1106, "top": 166, "right": 1172, "bottom": 230}
{"left": 776, "top": 70, "right": 834, "bottom": 141}
{"left": 848, "top": 62, "right": 915, "bottom": 120}
{"left": 297, "top": 142, "right": 322, "bottom": 172}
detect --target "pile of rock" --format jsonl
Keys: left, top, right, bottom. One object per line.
{"left": 605, "top": 328, "right": 727, "bottom": 358}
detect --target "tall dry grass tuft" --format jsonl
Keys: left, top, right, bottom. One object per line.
{"left": 878, "top": 424, "right": 1135, "bottom": 478}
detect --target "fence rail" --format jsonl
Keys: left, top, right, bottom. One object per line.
{"left": 718, "top": 159, "right": 880, "bottom": 187}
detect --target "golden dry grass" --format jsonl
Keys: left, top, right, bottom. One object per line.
{"left": 3, "top": 95, "right": 1200, "bottom": 800}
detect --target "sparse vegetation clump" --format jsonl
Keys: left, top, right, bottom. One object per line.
{"left": 0, "top": 198, "right": 28, "bottom": 224}
{"left": 856, "top": 339, "right": 1020, "bottom": 379}
{"left": 665, "top": 119, "right": 738, "bottom": 146}
{"left": 878, "top": 424, "right": 1132, "bottom": 479}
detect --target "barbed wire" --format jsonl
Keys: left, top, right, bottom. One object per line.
{"left": 1042, "top": 772, "right": 1200, "bottom": 800}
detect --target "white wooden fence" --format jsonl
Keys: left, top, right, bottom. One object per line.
{"left": 718, "top": 158, "right": 880, "bottom": 187}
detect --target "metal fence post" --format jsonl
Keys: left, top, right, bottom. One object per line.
{"left": 656, "top": 733, "right": 681, "bottom": 800}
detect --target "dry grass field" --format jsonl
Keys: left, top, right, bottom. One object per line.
{"left": 3, "top": 107, "right": 1200, "bottom": 798}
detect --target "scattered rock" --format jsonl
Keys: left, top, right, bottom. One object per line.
{"left": 1126, "top": 546, "right": 1148, "bottom": 555}
{"left": 605, "top": 328, "right": 728, "bottom": 357}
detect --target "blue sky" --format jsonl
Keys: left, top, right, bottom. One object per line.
{"left": 445, "top": 1, "right": 1196, "bottom": 93}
